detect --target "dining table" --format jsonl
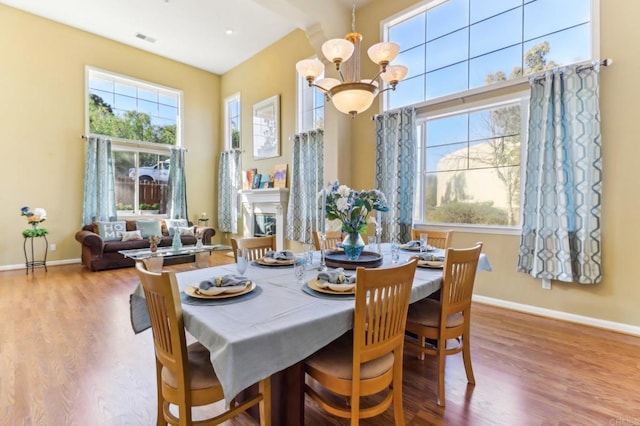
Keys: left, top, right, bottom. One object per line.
{"left": 129, "top": 243, "right": 491, "bottom": 425}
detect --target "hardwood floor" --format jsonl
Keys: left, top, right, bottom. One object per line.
{"left": 1, "top": 258, "right": 639, "bottom": 425}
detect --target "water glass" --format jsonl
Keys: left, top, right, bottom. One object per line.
{"left": 236, "top": 248, "right": 248, "bottom": 275}
{"left": 305, "top": 250, "right": 314, "bottom": 268}
{"left": 294, "top": 256, "right": 306, "bottom": 284}
{"left": 419, "top": 233, "right": 428, "bottom": 253}
{"left": 368, "top": 236, "right": 378, "bottom": 253}
{"left": 390, "top": 242, "right": 400, "bottom": 264}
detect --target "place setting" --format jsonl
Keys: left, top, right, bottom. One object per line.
{"left": 302, "top": 267, "right": 356, "bottom": 299}
{"left": 182, "top": 249, "right": 261, "bottom": 305}
{"left": 252, "top": 249, "right": 296, "bottom": 267}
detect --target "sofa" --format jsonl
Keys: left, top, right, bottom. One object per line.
{"left": 75, "top": 218, "right": 216, "bottom": 271}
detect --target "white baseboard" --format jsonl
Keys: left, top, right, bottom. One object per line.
{"left": 0, "top": 258, "right": 81, "bottom": 272}
{"left": 473, "top": 295, "right": 640, "bottom": 337}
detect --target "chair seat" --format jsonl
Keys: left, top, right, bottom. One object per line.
{"left": 161, "top": 341, "right": 221, "bottom": 390}
{"left": 407, "top": 298, "right": 464, "bottom": 328}
{"left": 306, "top": 332, "right": 394, "bottom": 380}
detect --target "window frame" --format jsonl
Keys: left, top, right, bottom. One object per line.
{"left": 296, "top": 57, "right": 325, "bottom": 133}
{"left": 84, "top": 66, "right": 183, "bottom": 217}
{"left": 380, "top": 0, "right": 599, "bottom": 233}
{"left": 224, "top": 92, "right": 241, "bottom": 151}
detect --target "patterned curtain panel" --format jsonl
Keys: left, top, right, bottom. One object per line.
{"left": 286, "top": 130, "right": 324, "bottom": 246}
{"left": 374, "top": 107, "right": 416, "bottom": 243}
{"left": 167, "top": 147, "right": 188, "bottom": 219}
{"left": 82, "top": 136, "right": 117, "bottom": 225}
{"left": 517, "top": 63, "right": 602, "bottom": 284}
{"left": 217, "top": 150, "right": 241, "bottom": 234}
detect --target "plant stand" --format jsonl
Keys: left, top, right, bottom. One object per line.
{"left": 23, "top": 235, "right": 48, "bottom": 275}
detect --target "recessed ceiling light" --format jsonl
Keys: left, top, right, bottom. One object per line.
{"left": 225, "top": 28, "right": 234, "bottom": 35}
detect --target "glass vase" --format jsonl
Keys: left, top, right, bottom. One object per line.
{"left": 342, "top": 232, "right": 365, "bottom": 261}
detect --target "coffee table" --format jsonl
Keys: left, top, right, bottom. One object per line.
{"left": 119, "top": 245, "right": 229, "bottom": 271}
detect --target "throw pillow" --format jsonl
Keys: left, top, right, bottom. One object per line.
{"left": 178, "top": 226, "right": 195, "bottom": 236}
{"left": 96, "top": 221, "right": 127, "bottom": 241}
{"left": 136, "top": 220, "right": 162, "bottom": 238}
{"left": 164, "top": 219, "right": 189, "bottom": 236}
{"left": 121, "top": 230, "right": 143, "bottom": 241}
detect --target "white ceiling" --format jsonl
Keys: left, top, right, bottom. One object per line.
{"left": 1, "top": 0, "right": 367, "bottom": 74}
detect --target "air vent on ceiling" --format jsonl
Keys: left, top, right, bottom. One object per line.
{"left": 135, "top": 33, "right": 157, "bottom": 43}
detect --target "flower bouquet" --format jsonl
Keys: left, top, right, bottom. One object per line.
{"left": 21, "top": 206, "right": 48, "bottom": 238}
{"left": 324, "top": 182, "right": 388, "bottom": 260}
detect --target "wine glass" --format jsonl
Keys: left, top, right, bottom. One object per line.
{"left": 236, "top": 248, "right": 248, "bottom": 275}
{"left": 390, "top": 242, "right": 400, "bottom": 264}
{"left": 419, "top": 233, "right": 428, "bottom": 254}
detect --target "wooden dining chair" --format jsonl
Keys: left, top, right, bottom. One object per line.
{"left": 404, "top": 243, "right": 483, "bottom": 407}
{"left": 231, "top": 235, "right": 276, "bottom": 261}
{"left": 304, "top": 258, "right": 418, "bottom": 425}
{"left": 410, "top": 228, "right": 453, "bottom": 249}
{"left": 312, "top": 230, "right": 343, "bottom": 250}
{"left": 135, "top": 261, "right": 271, "bottom": 425}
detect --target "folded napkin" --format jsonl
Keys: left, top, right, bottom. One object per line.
{"left": 199, "top": 274, "right": 250, "bottom": 289}
{"left": 405, "top": 240, "right": 421, "bottom": 248}
{"left": 264, "top": 250, "right": 295, "bottom": 261}
{"left": 317, "top": 268, "right": 356, "bottom": 284}
{"left": 418, "top": 253, "right": 445, "bottom": 262}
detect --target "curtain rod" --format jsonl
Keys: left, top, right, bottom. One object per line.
{"left": 532, "top": 58, "right": 612, "bottom": 82}
{"left": 81, "top": 134, "right": 188, "bottom": 152}
{"left": 371, "top": 58, "right": 613, "bottom": 120}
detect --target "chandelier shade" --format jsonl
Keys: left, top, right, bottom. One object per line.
{"left": 295, "top": 1, "right": 407, "bottom": 117}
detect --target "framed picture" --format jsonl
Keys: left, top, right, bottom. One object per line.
{"left": 252, "top": 95, "right": 280, "bottom": 159}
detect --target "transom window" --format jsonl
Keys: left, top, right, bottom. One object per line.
{"left": 86, "top": 67, "right": 182, "bottom": 215}
{"left": 297, "top": 61, "right": 325, "bottom": 132}
{"left": 225, "top": 93, "right": 241, "bottom": 150}
{"left": 384, "top": 0, "right": 596, "bottom": 229}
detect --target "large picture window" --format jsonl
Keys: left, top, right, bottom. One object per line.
{"left": 86, "top": 67, "right": 182, "bottom": 215}
{"left": 385, "top": 0, "right": 596, "bottom": 229}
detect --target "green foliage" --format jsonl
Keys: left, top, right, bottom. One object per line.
{"left": 23, "top": 228, "right": 49, "bottom": 238}
{"left": 88, "top": 94, "right": 177, "bottom": 146}
{"left": 140, "top": 203, "right": 160, "bottom": 210}
{"left": 428, "top": 202, "right": 508, "bottom": 226}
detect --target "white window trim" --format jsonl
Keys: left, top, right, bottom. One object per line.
{"left": 224, "top": 92, "right": 241, "bottom": 151}
{"left": 414, "top": 91, "right": 529, "bottom": 234}
{"left": 378, "top": 0, "right": 599, "bottom": 234}
{"left": 296, "top": 56, "right": 324, "bottom": 133}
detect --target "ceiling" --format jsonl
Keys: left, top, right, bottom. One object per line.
{"left": 1, "top": 0, "right": 368, "bottom": 75}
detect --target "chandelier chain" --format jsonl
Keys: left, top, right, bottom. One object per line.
{"left": 351, "top": 0, "right": 356, "bottom": 33}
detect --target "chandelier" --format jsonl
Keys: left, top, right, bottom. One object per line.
{"left": 296, "top": 1, "right": 408, "bottom": 117}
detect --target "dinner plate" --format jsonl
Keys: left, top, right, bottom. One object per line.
{"left": 308, "top": 278, "right": 355, "bottom": 294}
{"left": 255, "top": 257, "right": 295, "bottom": 266}
{"left": 417, "top": 260, "right": 444, "bottom": 269}
{"left": 185, "top": 281, "right": 255, "bottom": 299}
{"left": 401, "top": 244, "right": 435, "bottom": 252}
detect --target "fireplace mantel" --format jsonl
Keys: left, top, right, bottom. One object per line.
{"left": 239, "top": 188, "right": 289, "bottom": 250}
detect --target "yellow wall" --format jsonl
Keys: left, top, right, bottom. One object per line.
{"left": 0, "top": 5, "right": 220, "bottom": 267}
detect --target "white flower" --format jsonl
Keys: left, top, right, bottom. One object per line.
{"left": 336, "top": 197, "right": 350, "bottom": 212}
{"left": 337, "top": 185, "right": 350, "bottom": 197}
{"left": 32, "top": 208, "right": 47, "bottom": 220}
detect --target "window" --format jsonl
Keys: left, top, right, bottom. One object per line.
{"left": 297, "top": 61, "right": 324, "bottom": 132}
{"left": 385, "top": 0, "right": 596, "bottom": 228}
{"left": 86, "top": 67, "right": 182, "bottom": 215}
{"left": 224, "top": 93, "right": 241, "bottom": 150}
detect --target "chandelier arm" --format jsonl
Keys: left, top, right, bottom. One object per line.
{"left": 378, "top": 84, "right": 399, "bottom": 95}
{"left": 309, "top": 83, "right": 329, "bottom": 93}
{"left": 370, "top": 69, "right": 384, "bottom": 83}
